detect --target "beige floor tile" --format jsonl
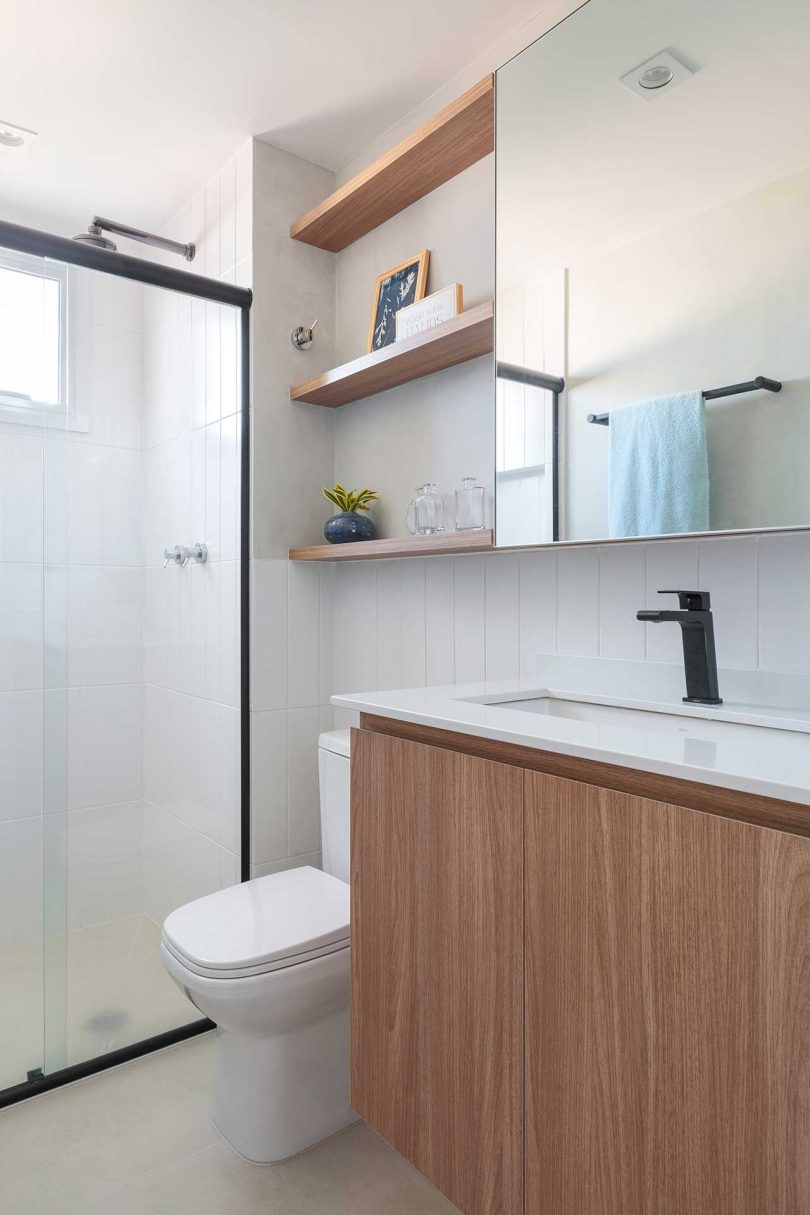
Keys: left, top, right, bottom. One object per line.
{"left": 0, "top": 1034, "right": 219, "bottom": 1215}
{"left": 77, "top": 1125, "right": 458, "bottom": 1215}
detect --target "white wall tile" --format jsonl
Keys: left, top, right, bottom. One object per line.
{"left": 0, "top": 817, "right": 42, "bottom": 949}
{"left": 0, "top": 563, "right": 43, "bottom": 693}
{"left": 191, "top": 298, "right": 207, "bottom": 431}
{"left": 68, "top": 685, "right": 142, "bottom": 811}
{"left": 454, "top": 555, "right": 486, "bottom": 683}
{"left": 142, "top": 801, "right": 222, "bottom": 925}
{"left": 250, "top": 559, "right": 288, "bottom": 710}
{"left": 375, "top": 561, "right": 402, "bottom": 692}
{"left": 644, "top": 540, "right": 699, "bottom": 662}
{"left": 203, "top": 561, "right": 222, "bottom": 703}
{"left": 485, "top": 553, "right": 520, "bottom": 681}
{"left": 556, "top": 547, "right": 598, "bottom": 656}
{"left": 204, "top": 176, "right": 221, "bottom": 279}
{"left": 425, "top": 557, "right": 455, "bottom": 685}
{"left": 235, "top": 141, "right": 253, "bottom": 265}
{"left": 250, "top": 709, "right": 288, "bottom": 864}
{"left": 205, "top": 703, "right": 240, "bottom": 855}
{"left": 111, "top": 328, "right": 143, "bottom": 449}
{"left": 287, "top": 563, "right": 321, "bottom": 708}
{"left": 697, "top": 536, "right": 758, "bottom": 670}
{"left": 287, "top": 706, "right": 322, "bottom": 856}
{"left": 251, "top": 852, "right": 321, "bottom": 880}
{"left": 219, "top": 412, "right": 239, "bottom": 561}
{"left": 142, "top": 567, "right": 168, "bottom": 687}
{"left": 518, "top": 550, "right": 556, "bottom": 677}
{"left": 399, "top": 559, "right": 426, "bottom": 688}
{"left": 204, "top": 421, "right": 221, "bottom": 561}
{"left": 332, "top": 563, "right": 355, "bottom": 696}
{"left": 219, "top": 156, "right": 237, "bottom": 276}
{"left": 598, "top": 544, "right": 646, "bottom": 660}
{"left": 352, "top": 564, "right": 378, "bottom": 693}
{"left": 68, "top": 566, "right": 142, "bottom": 687}
{"left": 67, "top": 801, "right": 145, "bottom": 930}
{"left": 759, "top": 532, "right": 810, "bottom": 672}
{"left": 0, "top": 690, "right": 42, "bottom": 821}
{"left": 219, "top": 560, "right": 240, "bottom": 709}
{"left": 0, "top": 432, "right": 43, "bottom": 563}
{"left": 204, "top": 303, "right": 221, "bottom": 425}
{"left": 318, "top": 564, "right": 335, "bottom": 705}
{"left": 65, "top": 444, "right": 141, "bottom": 567}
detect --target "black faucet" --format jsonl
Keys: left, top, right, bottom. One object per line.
{"left": 637, "top": 590, "right": 723, "bottom": 705}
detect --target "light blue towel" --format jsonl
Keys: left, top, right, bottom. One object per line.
{"left": 608, "top": 391, "right": 709, "bottom": 538}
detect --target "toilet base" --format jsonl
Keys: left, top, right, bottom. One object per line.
{"left": 211, "top": 1006, "right": 357, "bottom": 1163}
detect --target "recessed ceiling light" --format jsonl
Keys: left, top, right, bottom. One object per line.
{"left": 0, "top": 120, "right": 38, "bottom": 152}
{"left": 620, "top": 51, "right": 694, "bottom": 102}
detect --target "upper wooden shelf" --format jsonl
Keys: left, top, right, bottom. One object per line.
{"left": 289, "top": 530, "right": 493, "bottom": 562}
{"left": 290, "top": 76, "right": 495, "bottom": 252}
{"left": 291, "top": 300, "right": 493, "bottom": 408}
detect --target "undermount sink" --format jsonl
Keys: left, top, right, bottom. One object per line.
{"left": 469, "top": 690, "right": 810, "bottom": 739}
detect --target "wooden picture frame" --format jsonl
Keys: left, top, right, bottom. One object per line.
{"left": 367, "top": 250, "right": 430, "bottom": 353}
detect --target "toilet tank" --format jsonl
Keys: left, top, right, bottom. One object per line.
{"left": 318, "top": 730, "right": 351, "bottom": 884}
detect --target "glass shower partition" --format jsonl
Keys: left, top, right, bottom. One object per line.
{"left": 0, "top": 222, "right": 250, "bottom": 1103}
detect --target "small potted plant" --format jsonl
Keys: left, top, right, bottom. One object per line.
{"left": 322, "top": 483, "right": 379, "bottom": 544}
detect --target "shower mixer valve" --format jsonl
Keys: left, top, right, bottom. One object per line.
{"left": 163, "top": 543, "right": 208, "bottom": 567}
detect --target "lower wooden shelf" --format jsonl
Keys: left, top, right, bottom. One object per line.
{"left": 289, "top": 530, "right": 493, "bottom": 562}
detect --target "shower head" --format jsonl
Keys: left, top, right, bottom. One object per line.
{"left": 73, "top": 222, "right": 117, "bottom": 251}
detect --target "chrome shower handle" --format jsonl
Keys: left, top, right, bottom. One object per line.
{"left": 163, "top": 545, "right": 187, "bottom": 567}
{"left": 187, "top": 543, "right": 208, "bottom": 565}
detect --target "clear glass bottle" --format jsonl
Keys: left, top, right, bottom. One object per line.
{"left": 407, "top": 483, "right": 446, "bottom": 535}
{"left": 455, "top": 477, "right": 486, "bottom": 531}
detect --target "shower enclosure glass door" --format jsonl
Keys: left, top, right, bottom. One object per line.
{"left": 0, "top": 228, "right": 249, "bottom": 1098}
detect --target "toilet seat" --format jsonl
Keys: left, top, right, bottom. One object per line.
{"left": 161, "top": 866, "right": 350, "bottom": 980}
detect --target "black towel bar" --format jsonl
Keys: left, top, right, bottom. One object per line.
{"left": 587, "top": 376, "right": 782, "bottom": 425}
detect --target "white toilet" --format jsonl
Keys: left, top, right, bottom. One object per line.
{"left": 161, "top": 729, "right": 354, "bottom": 1163}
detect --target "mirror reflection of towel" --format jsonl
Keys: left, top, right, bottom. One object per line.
{"left": 608, "top": 391, "right": 709, "bottom": 538}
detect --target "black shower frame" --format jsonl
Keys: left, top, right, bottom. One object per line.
{"left": 0, "top": 219, "right": 252, "bottom": 1108}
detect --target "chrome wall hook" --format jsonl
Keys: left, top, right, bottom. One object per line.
{"left": 291, "top": 319, "right": 318, "bottom": 349}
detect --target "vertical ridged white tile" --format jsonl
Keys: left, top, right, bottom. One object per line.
{"left": 234, "top": 141, "right": 253, "bottom": 266}
{"left": 697, "top": 536, "right": 758, "bottom": 670}
{"left": 219, "top": 413, "right": 239, "bottom": 562}
{"left": 352, "top": 564, "right": 378, "bottom": 692}
{"left": 454, "top": 555, "right": 486, "bottom": 683}
{"left": 518, "top": 549, "right": 556, "bottom": 678}
{"left": 204, "top": 176, "right": 220, "bottom": 279}
{"left": 644, "top": 540, "right": 699, "bottom": 662}
{"left": 219, "top": 156, "right": 236, "bottom": 276}
{"left": 399, "top": 559, "right": 426, "bottom": 688}
{"left": 485, "top": 554, "right": 520, "bottom": 681}
{"left": 425, "top": 557, "right": 455, "bottom": 685}
{"left": 219, "top": 561, "right": 239, "bottom": 708}
{"left": 598, "top": 544, "right": 646, "bottom": 660}
{"left": 332, "top": 563, "right": 355, "bottom": 696}
{"left": 250, "top": 710, "right": 288, "bottom": 864}
{"left": 375, "top": 561, "right": 402, "bottom": 692}
{"left": 204, "top": 421, "right": 221, "bottom": 563}
{"left": 204, "top": 302, "right": 221, "bottom": 424}
{"left": 287, "top": 707, "right": 322, "bottom": 856}
{"left": 557, "top": 547, "right": 599, "bottom": 656}
{"left": 287, "top": 563, "right": 321, "bottom": 708}
{"left": 318, "top": 565, "right": 335, "bottom": 706}
{"left": 758, "top": 532, "right": 810, "bottom": 672}
{"left": 250, "top": 560, "right": 287, "bottom": 711}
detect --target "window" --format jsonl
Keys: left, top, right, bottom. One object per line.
{"left": 0, "top": 248, "right": 67, "bottom": 415}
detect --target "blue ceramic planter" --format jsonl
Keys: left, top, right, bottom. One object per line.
{"left": 324, "top": 511, "right": 376, "bottom": 544}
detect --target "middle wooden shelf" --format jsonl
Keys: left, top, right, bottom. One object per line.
{"left": 290, "top": 300, "right": 493, "bottom": 408}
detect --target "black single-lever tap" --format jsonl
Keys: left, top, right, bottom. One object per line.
{"left": 637, "top": 590, "right": 723, "bottom": 705}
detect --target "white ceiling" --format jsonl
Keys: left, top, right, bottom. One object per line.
{"left": 0, "top": 0, "right": 545, "bottom": 235}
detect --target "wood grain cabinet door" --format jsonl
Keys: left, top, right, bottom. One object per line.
{"left": 350, "top": 728, "right": 524, "bottom": 1215}
{"left": 525, "top": 770, "right": 810, "bottom": 1215}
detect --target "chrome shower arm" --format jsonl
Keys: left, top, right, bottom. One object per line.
{"left": 90, "top": 216, "right": 195, "bottom": 262}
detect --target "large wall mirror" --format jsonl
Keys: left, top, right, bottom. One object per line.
{"left": 495, "top": 0, "right": 810, "bottom": 546}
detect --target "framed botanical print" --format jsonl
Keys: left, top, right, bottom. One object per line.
{"left": 367, "top": 250, "right": 430, "bottom": 352}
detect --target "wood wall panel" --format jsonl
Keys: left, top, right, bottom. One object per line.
{"left": 351, "top": 728, "right": 524, "bottom": 1215}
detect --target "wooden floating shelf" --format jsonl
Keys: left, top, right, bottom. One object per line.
{"left": 289, "top": 530, "right": 493, "bottom": 562}
{"left": 290, "top": 76, "right": 494, "bottom": 252}
{"left": 291, "top": 301, "right": 493, "bottom": 408}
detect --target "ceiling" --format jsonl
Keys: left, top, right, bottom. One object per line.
{"left": 0, "top": 0, "right": 546, "bottom": 236}
{"left": 497, "top": 0, "right": 810, "bottom": 287}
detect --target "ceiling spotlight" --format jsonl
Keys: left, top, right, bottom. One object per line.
{"left": 620, "top": 51, "right": 694, "bottom": 102}
{"left": 0, "top": 120, "right": 38, "bottom": 152}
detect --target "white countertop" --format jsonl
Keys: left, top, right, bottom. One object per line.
{"left": 333, "top": 656, "right": 810, "bottom": 807}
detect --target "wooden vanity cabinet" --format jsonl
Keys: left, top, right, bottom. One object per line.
{"left": 351, "top": 721, "right": 810, "bottom": 1215}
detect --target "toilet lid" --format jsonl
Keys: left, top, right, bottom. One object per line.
{"left": 162, "top": 867, "right": 350, "bottom": 973}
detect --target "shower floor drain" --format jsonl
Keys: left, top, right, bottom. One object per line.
{"left": 85, "top": 1009, "right": 129, "bottom": 1034}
